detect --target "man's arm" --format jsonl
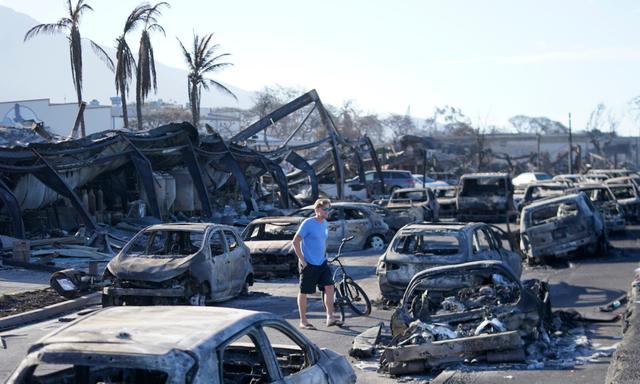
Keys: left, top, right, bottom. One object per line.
{"left": 293, "top": 234, "right": 307, "bottom": 269}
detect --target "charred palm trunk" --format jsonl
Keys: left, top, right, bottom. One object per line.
{"left": 119, "top": 82, "right": 129, "bottom": 128}
{"left": 190, "top": 81, "right": 200, "bottom": 128}
{"left": 136, "top": 66, "right": 143, "bottom": 130}
{"left": 70, "top": 26, "right": 85, "bottom": 137}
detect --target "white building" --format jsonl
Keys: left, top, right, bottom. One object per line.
{"left": 0, "top": 98, "right": 122, "bottom": 137}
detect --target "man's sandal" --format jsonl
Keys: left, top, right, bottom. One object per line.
{"left": 326, "top": 319, "right": 343, "bottom": 327}
{"left": 299, "top": 323, "right": 317, "bottom": 330}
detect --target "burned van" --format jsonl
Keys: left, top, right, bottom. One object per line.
{"left": 456, "top": 173, "right": 515, "bottom": 222}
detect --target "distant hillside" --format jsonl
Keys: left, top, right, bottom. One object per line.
{"left": 0, "top": 5, "right": 254, "bottom": 109}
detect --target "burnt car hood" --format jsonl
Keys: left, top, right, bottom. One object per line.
{"left": 401, "top": 260, "right": 519, "bottom": 302}
{"left": 246, "top": 240, "right": 294, "bottom": 255}
{"left": 107, "top": 252, "right": 202, "bottom": 282}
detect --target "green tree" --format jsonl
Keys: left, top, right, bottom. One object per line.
{"left": 135, "top": 2, "right": 169, "bottom": 131}
{"left": 114, "top": 4, "right": 149, "bottom": 128}
{"left": 178, "top": 33, "right": 236, "bottom": 128}
{"left": 24, "top": 0, "right": 113, "bottom": 137}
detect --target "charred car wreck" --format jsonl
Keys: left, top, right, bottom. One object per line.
{"left": 8, "top": 306, "right": 356, "bottom": 384}
{"left": 456, "top": 173, "right": 516, "bottom": 222}
{"left": 568, "top": 183, "right": 625, "bottom": 233}
{"left": 381, "top": 261, "right": 551, "bottom": 375}
{"left": 377, "top": 222, "right": 522, "bottom": 301}
{"left": 292, "top": 202, "right": 392, "bottom": 251}
{"left": 242, "top": 216, "right": 304, "bottom": 278}
{"left": 384, "top": 187, "right": 440, "bottom": 225}
{"left": 519, "top": 193, "right": 606, "bottom": 264}
{"left": 102, "top": 223, "right": 253, "bottom": 306}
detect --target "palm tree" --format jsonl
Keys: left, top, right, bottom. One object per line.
{"left": 135, "top": 2, "right": 169, "bottom": 131}
{"left": 24, "top": 0, "right": 113, "bottom": 137}
{"left": 178, "top": 33, "right": 236, "bottom": 128}
{"left": 114, "top": 4, "right": 149, "bottom": 128}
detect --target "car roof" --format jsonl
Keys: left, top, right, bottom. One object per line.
{"left": 392, "top": 187, "right": 432, "bottom": 193}
{"left": 460, "top": 172, "right": 509, "bottom": 178}
{"left": 398, "top": 222, "right": 476, "bottom": 233}
{"left": 523, "top": 192, "right": 584, "bottom": 210}
{"left": 30, "top": 306, "right": 277, "bottom": 356}
{"left": 248, "top": 216, "right": 305, "bottom": 224}
{"left": 298, "top": 202, "right": 372, "bottom": 210}
{"left": 144, "top": 223, "right": 235, "bottom": 232}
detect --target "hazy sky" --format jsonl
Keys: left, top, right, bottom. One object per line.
{"left": 3, "top": 0, "right": 640, "bottom": 135}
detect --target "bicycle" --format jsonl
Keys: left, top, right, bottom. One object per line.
{"left": 321, "top": 236, "right": 372, "bottom": 323}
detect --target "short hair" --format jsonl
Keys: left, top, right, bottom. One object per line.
{"left": 313, "top": 198, "right": 331, "bottom": 209}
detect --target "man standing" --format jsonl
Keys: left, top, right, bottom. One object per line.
{"left": 293, "top": 198, "right": 341, "bottom": 329}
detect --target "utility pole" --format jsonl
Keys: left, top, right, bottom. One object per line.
{"left": 568, "top": 113, "right": 573, "bottom": 174}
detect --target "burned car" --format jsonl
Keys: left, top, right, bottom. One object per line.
{"left": 242, "top": 216, "right": 304, "bottom": 278}
{"left": 520, "top": 193, "right": 606, "bottom": 264}
{"left": 432, "top": 185, "right": 457, "bottom": 218}
{"left": 292, "top": 202, "right": 392, "bottom": 250}
{"left": 518, "top": 181, "right": 570, "bottom": 212}
{"left": 382, "top": 261, "right": 550, "bottom": 375}
{"left": 456, "top": 173, "right": 516, "bottom": 222}
{"left": 607, "top": 183, "right": 640, "bottom": 223}
{"left": 377, "top": 222, "right": 522, "bottom": 301}
{"left": 385, "top": 187, "right": 440, "bottom": 223}
{"left": 568, "top": 183, "right": 625, "bottom": 233}
{"left": 102, "top": 223, "right": 253, "bottom": 306}
{"left": 7, "top": 306, "right": 356, "bottom": 384}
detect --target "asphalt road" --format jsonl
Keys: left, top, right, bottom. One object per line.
{"left": 1, "top": 225, "right": 639, "bottom": 383}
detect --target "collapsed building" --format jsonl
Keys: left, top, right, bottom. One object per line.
{"left": 0, "top": 90, "right": 386, "bottom": 259}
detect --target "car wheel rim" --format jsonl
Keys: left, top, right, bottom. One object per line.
{"left": 370, "top": 236, "right": 385, "bottom": 250}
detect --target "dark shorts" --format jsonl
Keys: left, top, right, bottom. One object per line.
{"left": 299, "top": 262, "right": 334, "bottom": 294}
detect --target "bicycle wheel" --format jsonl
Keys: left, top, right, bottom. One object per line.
{"left": 321, "top": 286, "right": 345, "bottom": 323}
{"left": 341, "top": 278, "right": 371, "bottom": 316}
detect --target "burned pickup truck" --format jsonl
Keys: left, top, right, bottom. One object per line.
{"left": 385, "top": 187, "right": 440, "bottom": 224}
{"left": 377, "top": 222, "right": 522, "bottom": 301}
{"left": 102, "top": 223, "right": 253, "bottom": 306}
{"left": 381, "top": 261, "right": 551, "bottom": 375}
{"left": 456, "top": 173, "right": 516, "bottom": 222}
{"left": 519, "top": 193, "right": 606, "bottom": 264}
{"left": 242, "top": 216, "right": 304, "bottom": 278}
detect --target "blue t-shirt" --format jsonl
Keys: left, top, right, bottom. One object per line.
{"left": 295, "top": 217, "right": 329, "bottom": 265}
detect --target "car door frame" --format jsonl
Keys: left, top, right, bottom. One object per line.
{"left": 207, "top": 228, "right": 231, "bottom": 300}
{"left": 326, "top": 208, "right": 344, "bottom": 248}
{"left": 255, "top": 320, "right": 327, "bottom": 384}
{"left": 342, "top": 207, "right": 372, "bottom": 249}
{"left": 486, "top": 224, "right": 523, "bottom": 278}
{"left": 222, "top": 228, "right": 249, "bottom": 296}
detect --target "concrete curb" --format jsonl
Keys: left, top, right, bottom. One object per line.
{"left": 0, "top": 292, "right": 100, "bottom": 331}
{"left": 605, "top": 282, "right": 640, "bottom": 384}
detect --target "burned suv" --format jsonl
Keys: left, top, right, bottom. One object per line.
{"left": 456, "top": 173, "right": 515, "bottom": 222}
{"left": 377, "top": 222, "right": 522, "bottom": 301}
{"left": 520, "top": 193, "right": 606, "bottom": 264}
{"left": 102, "top": 223, "right": 253, "bottom": 306}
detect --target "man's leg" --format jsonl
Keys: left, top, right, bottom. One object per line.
{"left": 323, "top": 284, "right": 335, "bottom": 322}
{"left": 298, "top": 292, "right": 309, "bottom": 326}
